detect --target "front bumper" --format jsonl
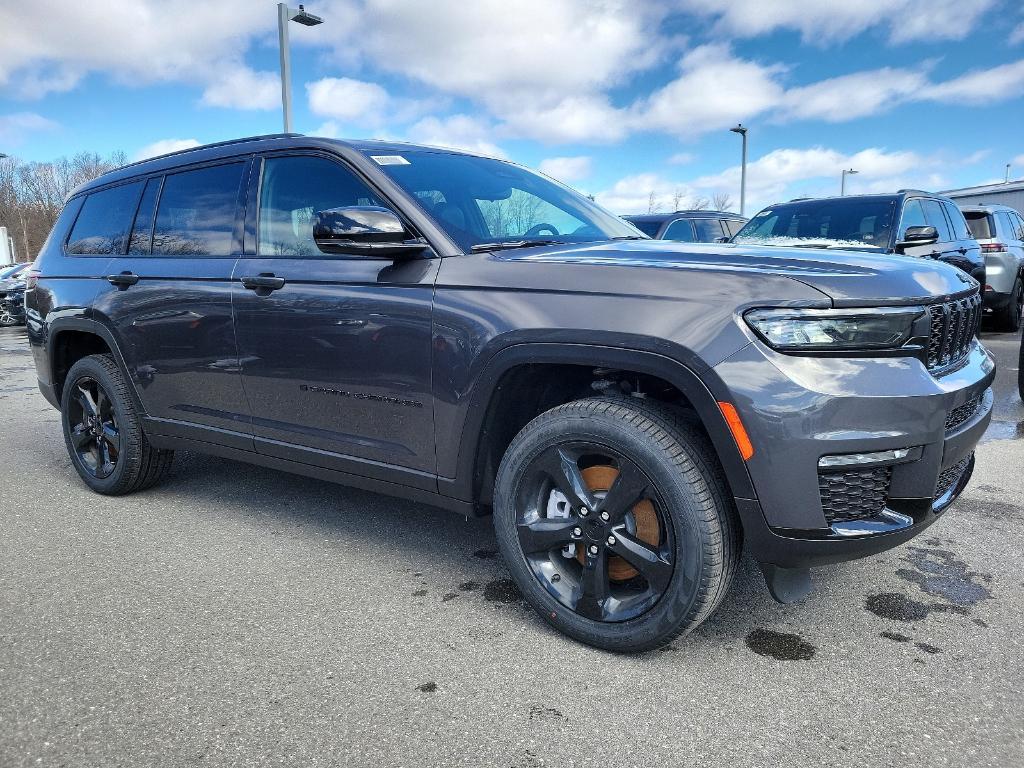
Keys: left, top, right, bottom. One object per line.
{"left": 715, "top": 339, "right": 995, "bottom": 568}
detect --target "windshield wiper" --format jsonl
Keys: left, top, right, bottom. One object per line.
{"left": 471, "top": 239, "right": 567, "bottom": 252}
{"left": 611, "top": 235, "right": 647, "bottom": 240}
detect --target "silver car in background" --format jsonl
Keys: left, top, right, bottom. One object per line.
{"left": 961, "top": 204, "right": 1024, "bottom": 331}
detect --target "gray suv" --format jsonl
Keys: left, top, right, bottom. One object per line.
{"left": 961, "top": 204, "right": 1024, "bottom": 330}
{"left": 26, "top": 135, "right": 995, "bottom": 651}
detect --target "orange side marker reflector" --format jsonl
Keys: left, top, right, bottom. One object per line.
{"left": 718, "top": 402, "right": 754, "bottom": 461}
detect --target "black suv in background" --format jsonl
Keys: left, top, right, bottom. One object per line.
{"left": 0, "top": 263, "right": 30, "bottom": 326}
{"left": 733, "top": 191, "right": 985, "bottom": 284}
{"left": 623, "top": 210, "right": 747, "bottom": 242}
{"left": 25, "top": 135, "right": 994, "bottom": 651}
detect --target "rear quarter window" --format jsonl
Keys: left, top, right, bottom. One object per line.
{"left": 66, "top": 181, "right": 144, "bottom": 255}
{"left": 152, "top": 163, "right": 245, "bottom": 256}
{"left": 941, "top": 201, "right": 972, "bottom": 240}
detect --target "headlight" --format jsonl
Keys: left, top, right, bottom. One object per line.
{"left": 744, "top": 307, "right": 924, "bottom": 351}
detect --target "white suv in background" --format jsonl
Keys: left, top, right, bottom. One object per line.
{"left": 960, "top": 204, "right": 1024, "bottom": 331}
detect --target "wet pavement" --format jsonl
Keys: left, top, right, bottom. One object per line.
{"left": 0, "top": 323, "right": 1022, "bottom": 767}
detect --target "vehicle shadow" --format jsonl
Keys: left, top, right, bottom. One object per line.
{"left": 151, "top": 449, "right": 848, "bottom": 650}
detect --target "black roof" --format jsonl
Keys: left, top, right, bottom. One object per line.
{"left": 623, "top": 210, "right": 745, "bottom": 222}
{"left": 72, "top": 133, "right": 490, "bottom": 197}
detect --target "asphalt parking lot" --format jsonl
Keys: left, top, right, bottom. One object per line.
{"left": 0, "top": 325, "right": 1021, "bottom": 768}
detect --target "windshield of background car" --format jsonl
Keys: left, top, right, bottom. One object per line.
{"left": 370, "top": 150, "right": 643, "bottom": 251}
{"left": 733, "top": 198, "right": 897, "bottom": 249}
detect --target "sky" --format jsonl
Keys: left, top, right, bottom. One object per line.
{"left": 1, "top": 0, "right": 1023, "bottom": 214}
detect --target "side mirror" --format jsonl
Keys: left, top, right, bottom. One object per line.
{"left": 313, "top": 206, "right": 428, "bottom": 258}
{"left": 713, "top": 236, "right": 730, "bottom": 244}
{"left": 896, "top": 225, "right": 938, "bottom": 251}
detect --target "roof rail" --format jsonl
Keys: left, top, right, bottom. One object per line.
{"left": 896, "top": 188, "right": 930, "bottom": 195}
{"left": 120, "top": 133, "right": 304, "bottom": 170}
{"left": 788, "top": 197, "right": 814, "bottom": 202}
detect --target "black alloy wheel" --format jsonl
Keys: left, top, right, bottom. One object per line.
{"left": 66, "top": 376, "right": 120, "bottom": 479}
{"left": 515, "top": 442, "right": 677, "bottom": 623}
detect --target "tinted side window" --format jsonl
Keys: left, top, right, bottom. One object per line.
{"left": 1015, "top": 212, "right": 1024, "bottom": 240}
{"left": 128, "top": 177, "right": 161, "bottom": 255}
{"left": 941, "top": 201, "right": 971, "bottom": 240}
{"left": 723, "top": 219, "right": 745, "bottom": 237}
{"left": 900, "top": 199, "right": 928, "bottom": 237}
{"left": 693, "top": 218, "right": 725, "bottom": 241}
{"left": 921, "top": 199, "right": 952, "bottom": 241}
{"left": 153, "top": 163, "right": 245, "bottom": 256}
{"left": 998, "top": 211, "right": 1018, "bottom": 240}
{"left": 258, "top": 155, "right": 383, "bottom": 257}
{"left": 67, "top": 181, "right": 144, "bottom": 255}
{"left": 663, "top": 219, "right": 695, "bottom": 242}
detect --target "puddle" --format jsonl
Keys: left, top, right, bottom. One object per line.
{"left": 483, "top": 578, "right": 522, "bottom": 603}
{"left": 981, "top": 420, "right": 1024, "bottom": 443}
{"left": 864, "top": 592, "right": 966, "bottom": 622}
{"left": 745, "top": 628, "right": 816, "bottom": 660}
{"left": 896, "top": 547, "right": 992, "bottom": 607}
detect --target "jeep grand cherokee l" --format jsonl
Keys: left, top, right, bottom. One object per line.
{"left": 960, "top": 204, "right": 1024, "bottom": 331}
{"left": 25, "top": 135, "right": 994, "bottom": 651}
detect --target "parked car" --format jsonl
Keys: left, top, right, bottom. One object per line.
{"left": 959, "top": 204, "right": 1024, "bottom": 331}
{"left": 26, "top": 135, "right": 994, "bottom": 652}
{"left": 622, "top": 210, "right": 747, "bottom": 242}
{"left": 0, "top": 263, "right": 30, "bottom": 326}
{"left": 733, "top": 192, "right": 985, "bottom": 285}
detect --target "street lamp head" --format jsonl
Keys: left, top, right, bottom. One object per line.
{"left": 730, "top": 124, "right": 747, "bottom": 136}
{"left": 291, "top": 5, "right": 323, "bottom": 25}
{"left": 846, "top": 168, "right": 859, "bottom": 175}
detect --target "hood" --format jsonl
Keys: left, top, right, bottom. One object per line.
{"left": 511, "top": 240, "right": 978, "bottom": 306}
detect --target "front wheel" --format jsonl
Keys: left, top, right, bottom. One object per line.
{"left": 493, "top": 396, "right": 740, "bottom": 652}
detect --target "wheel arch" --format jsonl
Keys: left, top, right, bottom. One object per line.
{"left": 47, "top": 319, "right": 141, "bottom": 410}
{"left": 443, "top": 342, "right": 756, "bottom": 511}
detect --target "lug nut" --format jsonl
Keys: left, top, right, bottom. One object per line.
{"left": 600, "top": 511, "right": 609, "bottom": 521}
{"left": 579, "top": 507, "right": 589, "bottom": 517}
{"left": 588, "top": 545, "right": 599, "bottom": 556}
{"left": 572, "top": 527, "right": 582, "bottom": 537}
{"left": 607, "top": 535, "right": 616, "bottom": 546}
{"left": 551, "top": 573, "right": 561, "bottom": 583}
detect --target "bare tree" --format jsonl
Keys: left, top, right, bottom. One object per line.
{"left": 689, "top": 196, "right": 710, "bottom": 211}
{"left": 0, "top": 151, "right": 125, "bottom": 262}
{"left": 671, "top": 188, "right": 685, "bottom": 211}
{"left": 712, "top": 192, "right": 733, "bottom": 211}
{"left": 646, "top": 191, "right": 661, "bottom": 214}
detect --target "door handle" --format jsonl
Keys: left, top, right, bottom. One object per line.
{"left": 106, "top": 271, "right": 139, "bottom": 288}
{"left": 240, "top": 274, "right": 286, "bottom": 293}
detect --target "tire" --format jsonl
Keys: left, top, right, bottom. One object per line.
{"left": 493, "top": 396, "right": 740, "bottom": 652}
{"left": 995, "top": 277, "right": 1023, "bottom": 332}
{"left": 0, "top": 306, "right": 19, "bottom": 326}
{"left": 1018, "top": 333, "right": 1024, "bottom": 403}
{"left": 60, "top": 353, "right": 174, "bottom": 495}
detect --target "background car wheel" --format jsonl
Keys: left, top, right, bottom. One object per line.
{"left": 1018, "top": 334, "right": 1024, "bottom": 402}
{"left": 60, "top": 353, "right": 173, "bottom": 495}
{"left": 996, "top": 277, "right": 1023, "bottom": 332}
{"left": 0, "top": 307, "right": 19, "bottom": 326}
{"left": 493, "top": 396, "right": 740, "bottom": 652}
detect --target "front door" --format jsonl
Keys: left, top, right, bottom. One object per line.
{"left": 231, "top": 152, "right": 439, "bottom": 487}
{"left": 96, "top": 159, "right": 253, "bottom": 448}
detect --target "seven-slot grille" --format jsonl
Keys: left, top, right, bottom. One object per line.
{"left": 927, "top": 292, "right": 981, "bottom": 370}
{"left": 818, "top": 466, "right": 892, "bottom": 525}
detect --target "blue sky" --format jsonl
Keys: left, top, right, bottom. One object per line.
{"left": 1, "top": 0, "right": 1023, "bottom": 213}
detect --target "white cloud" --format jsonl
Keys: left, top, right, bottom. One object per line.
{"left": 307, "top": 77, "right": 392, "bottom": 124}
{"left": 676, "top": 0, "right": 996, "bottom": 44}
{"left": 132, "top": 138, "right": 200, "bottom": 162}
{"left": 634, "top": 45, "right": 785, "bottom": 137}
{"left": 921, "top": 59, "right": 1024, "bottom": 104}
{"left": 595, "top": 173, "right": 697, "bottom": 215}
{"left": 201, "top": 67, "right": 279, "bottom": 111}
{"left": 780, "top": 68, "right": 929, "bottom": 122}
{"left": 668, "top": 152, "right": 695, "bottom": 165}
{"left": 406, "top": 114, "right": 507, "bottom": 158}
{"left": 0, "top": 112, "right": 59, "bottom": 144}
{"left": 538, "top": 156, "right": 592, "bottom": 183}
{"left": 1012, "top": 22, "right": 1024, "bottom": 45}
{"left": 501, "top": 96, "right": 629, "bottom": 143}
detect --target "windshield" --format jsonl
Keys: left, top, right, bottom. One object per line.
{"left": 370, "top": 150, "right": 643, "bottom": 251}
{"left": 733, "top": 198, "right": 897, "bottom": 249}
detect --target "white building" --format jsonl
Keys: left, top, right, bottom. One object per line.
{"left": 0, "top": 226, "right": 16, "bottom": 267}
{"left": 941, "top": 180, "right": 1024, "bottom": 215}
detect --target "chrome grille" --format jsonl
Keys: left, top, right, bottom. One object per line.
{"left": 927, "top": 292, "right": 981, "bottom": 370}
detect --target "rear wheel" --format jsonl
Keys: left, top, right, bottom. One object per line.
{"left": 493, "top": 396, "right": 740, "bottom": 652}
{"left": 60, "top": 354, "right": 173, "bottom": 495}
{"left": 995, "top": 277, "right": 1023, "bottom": 332}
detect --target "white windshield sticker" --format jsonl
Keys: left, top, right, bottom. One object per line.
{"left": 371, "top": 155, "right": 410, "bottom": 165}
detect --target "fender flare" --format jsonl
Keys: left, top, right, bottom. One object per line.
{"left": 441, "top": 341, "right": 756, "bottom": 504}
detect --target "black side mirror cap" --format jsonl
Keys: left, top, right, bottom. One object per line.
{"left": 896, "top": 225, "right": 939, "bottom": 250}
{"left": 313, "top": 206, "right": 428, "bottom": 258}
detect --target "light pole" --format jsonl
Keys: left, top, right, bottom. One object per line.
{"left": 277, "top": 4, "right": 324, "bottom": 133}
{"left": 729, "top": 124, "right": 748, "bottom": 216}
{"left": 1006, "top": 163, "right": 1011, "bottom": 183}
{"left": 840, "top": 168, "right": 858, "bottom": 196}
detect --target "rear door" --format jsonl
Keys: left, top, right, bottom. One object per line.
{"left": 96, "top": 159, "right": 252, "bottom": 448}
{"left": 231, "top": 151, "right": 439, "bottom": 486}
